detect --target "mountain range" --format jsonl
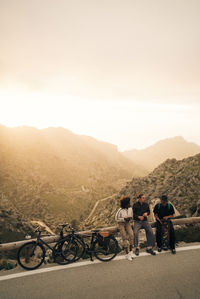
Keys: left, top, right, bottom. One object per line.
{"left": 123, "top": 136, "right": 200, "bottom": 172}
{"left": 0, "top": 124, "right": 200, "bottom": 241}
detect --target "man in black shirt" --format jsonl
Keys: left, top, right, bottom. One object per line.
{"left": 153, "top": 195, "right": 176, "bottom": 254}
{"left": 133, "top": 194, "right": 156, "bottom": 256}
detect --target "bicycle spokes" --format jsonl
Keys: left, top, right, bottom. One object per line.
{"left": 94, "top": 236, "right": 118, "bottom": 261}
{"left": 54, "top": 239, "right": 77, "bottom": 265}
{"left": 17, "top": 242, "right": 45, "bottom": 270}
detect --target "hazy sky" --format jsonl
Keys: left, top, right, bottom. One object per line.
{"left": 0, "top": 0, "right": 200, "bottom": 150}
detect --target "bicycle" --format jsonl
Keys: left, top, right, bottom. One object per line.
{"left": 62, "top": 226, "right": 119, "bottom": 262}
{"left": 17, "top": 225, "right": 78, "bottom": 270}
{"left": 60, "top": 225, "right": 86, "bottom": 262}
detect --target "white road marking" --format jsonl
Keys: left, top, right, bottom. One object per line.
{"left": 0, "top": 244, "right": 200, "bottom": 282}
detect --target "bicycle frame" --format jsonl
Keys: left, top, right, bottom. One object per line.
{"left": 81, "top": 232, "right": 99, "bottom": 261}
{"left": 34, "top": 230, "right": 65, "bottom": 257}
{"left": 65, "top": 229, "right": 97, "bottom": 261}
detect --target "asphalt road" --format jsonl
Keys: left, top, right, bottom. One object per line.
{"left": 1, "top": 248, "right": 200, "bottom": 299}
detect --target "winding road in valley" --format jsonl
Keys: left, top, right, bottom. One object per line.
{"left": 85, "top": 193, "right": 117, "bottom": 223}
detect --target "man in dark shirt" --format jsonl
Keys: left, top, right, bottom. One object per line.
{"left": 133, "top": 194, "right": 156, "bottom": 256}
{"left": 153, "top": 195, "right": 176, "bottom": 254}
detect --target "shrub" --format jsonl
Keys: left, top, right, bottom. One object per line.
{"left": 0, "top": 258, "right": 17, "bottom": 271}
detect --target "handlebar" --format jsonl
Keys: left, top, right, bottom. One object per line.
{"left": 57, "top": 223, "right": 75, "bottom": 236}
{"left": 58, "top": 223, "right": 75, "bottom": 231}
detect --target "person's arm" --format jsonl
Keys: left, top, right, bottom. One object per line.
{"left": 155, "top": 213, "right": 162, "bottom": 224}
{"left": 126, "top": 207, "right": 133, "bottom": 221}
{"left": 163, "top": 205, "right": 175, "bottom": 220}
{"left": 143, "top": 204, "right": 150, "bottom": 217}
{"left": 153, "top": 205, "right": 162, "bottom": 224}
{"left": 115, "top": 209, "right": 124, "bottom": 222}
{"left": 163, "top": 214, "right": 175, "bottom": 220}
{"left": 163, "top": 214, "right": 174, "bottom": 220}
{"left": 133, "top": 204, "right": 144, "bottom": 221}
{"left": 133, "top": 204, "right": 138, "bottom": 218}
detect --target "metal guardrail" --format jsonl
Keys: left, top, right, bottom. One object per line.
{"left": 0, "top": 217, "right": 200, "bottom": 252}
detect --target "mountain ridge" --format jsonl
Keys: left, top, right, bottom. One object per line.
{"left": 122, "top": 136, "right": 200, "bottom": 172}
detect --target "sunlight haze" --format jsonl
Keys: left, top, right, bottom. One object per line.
{"left": 0, "top": 0, "right": 200, "bottom": 150}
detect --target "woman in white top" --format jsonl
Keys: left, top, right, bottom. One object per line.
{"left": 115, "top": 197, "right": 134, "bottom": 261}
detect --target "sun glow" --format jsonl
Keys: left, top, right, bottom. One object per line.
{"left": 0, "top": 87, "right": 197, "bottom": 150}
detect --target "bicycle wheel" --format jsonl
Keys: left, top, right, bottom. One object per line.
{"left": 17, "top": 241, "right": 45, "bottom": 270}
{"left": 53, "top": 238, "right": 78, "bottom": 265}
{"left": 72, "top": 235, "right": 85, "bottom": 262}
{"left": 94, "top": 235, "right": 119, "bottom": 262}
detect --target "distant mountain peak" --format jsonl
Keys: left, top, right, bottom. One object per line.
{"left": 123, "top": 136, "right": 200, "bottom": 172}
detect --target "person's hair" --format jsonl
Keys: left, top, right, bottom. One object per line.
{"left": 161, "top": 195, "right": 168, "bottom": 202}
{"left": 120, "top": 197, "right": 131, "bottom": 209}
{"left": 138, "top": 193, "right": 144, "bottom": 199}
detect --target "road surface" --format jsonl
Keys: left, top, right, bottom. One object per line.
{"left": 0, "top": 247, "right": 200, "bottom": 299}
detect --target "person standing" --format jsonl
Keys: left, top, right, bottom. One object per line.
{"left": 115, "top": 197, "right": 134, "bottom": 261}
{"left": 133, "top": 194, "right": 156, "bottom": 256}
{"left": 153, "top": 195, "right": 176, "bottom": 254}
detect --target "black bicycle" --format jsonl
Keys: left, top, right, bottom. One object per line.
{"left": 62, "top": 226, "right": 119, "bottom": 262}
{"left": 17, "top": 225, "right": 78, "bottom": 270}
{"left": 61, "top": 225, "right": 85, "bottom": 262}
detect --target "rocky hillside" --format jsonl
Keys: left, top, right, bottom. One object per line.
{"left": 0, "top": 194, "right": 35, "bottom": 243}
{"left": 0, "top": 125, "right": 144, "bottom": 240}
{"left": 85, "top": 153, "right": 200, "bottom": 228}
{"left": 123, "top": 136, "right": 200, "bottom": 172}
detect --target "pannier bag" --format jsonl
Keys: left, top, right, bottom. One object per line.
{"left": 97, "top": 232, "right": 110, "bottom": 250}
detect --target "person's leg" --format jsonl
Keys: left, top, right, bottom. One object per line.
{"left": 133, "top": 221, "right": 142, "bottom": 248}
{"left": 169, "top": 221, "right": 176, "bottom": 250}
{"left": 126, "top": 222, "right": 134, "bottom": 253}
{"left": 142, "top": 222, "right": 156, "bottom": 255}
{"left": 156, "top": 221, "right": 162, "bottom": 249}
{"left": 118, "top": 223, "right": 129, "bottom": 254}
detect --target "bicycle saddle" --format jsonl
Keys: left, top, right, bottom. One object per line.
{"left": 35, "top": 226, "right": 41, "bottom": 233}
{"left": 59, "top": 223, "right": 69, "bottom": 228}
{"left": 92, "top": 229, "right": 100, "bottom": 233}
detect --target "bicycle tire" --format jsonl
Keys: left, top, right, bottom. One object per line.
{"left": 72, "top": 235, "right": 85, "bottom": 262}
{"left": 94, "top": 235, "right": 119, "bottom": 262}
{"left": 54, "top": 238, "right": 78, "bottom": 265}
{"left": 17, "top": 241, "right": 45, "bottom": 270}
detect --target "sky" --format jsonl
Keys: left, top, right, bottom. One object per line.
{"left": 0, "top": 0, "right": 200, "bottom": 150}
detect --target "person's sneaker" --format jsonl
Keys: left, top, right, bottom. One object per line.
{"left": 125, "top": 253, "right": 133, "bottom": 261}
{"left": 158, "top": 248, "right": 162, "bottom": 253}
{"left": 135, "top": 248, "right": 139, "bottom": 256}
{"left": 130, "top": 251, "right": 134, "bottom": 259}
{"left": 171, "top": 249, "right": 176, "bottom": 254}
{"left": 146, "top": 248, "right": 156, "bottom": 255}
